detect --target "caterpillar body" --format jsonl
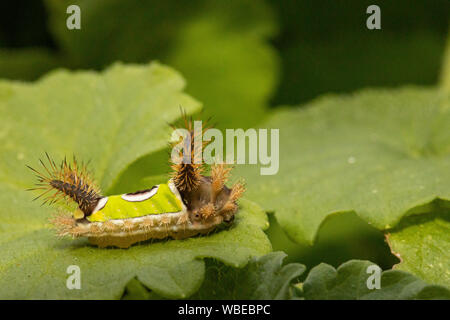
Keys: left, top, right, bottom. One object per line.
{"left": 28, "top": 117, "right": 244, "bottom": 248}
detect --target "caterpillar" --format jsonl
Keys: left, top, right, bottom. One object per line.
{"left": 27, "top": 117, "right": 245, "bottom": 248}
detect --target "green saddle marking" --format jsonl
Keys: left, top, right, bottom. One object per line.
{"left": 88, "top": 183, "right": 183, "bottom": 222}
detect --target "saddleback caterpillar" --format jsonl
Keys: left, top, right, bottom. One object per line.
{"left": 28, "top": 116, "right": 244, "bottom": 248}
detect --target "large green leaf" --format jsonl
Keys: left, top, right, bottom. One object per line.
{"left": 237, "top": 87, "right": 450, "bottom": 245}
{"left": 301, "top": 260, "right": 450, "bottom": 300}
{"left": 386, "top": 208, "right": 450, "bottom": 287}
{"left": 0, "top": 63, "right": 271, "bottom": 299}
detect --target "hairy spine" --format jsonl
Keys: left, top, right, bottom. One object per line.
{"left": 28, "top": 153, "right": 101, "bottom": 216}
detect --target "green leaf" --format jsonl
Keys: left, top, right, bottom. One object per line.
{"left": 237, "top": 87, "right": 450, "bottom": 245}
{"left": 190, "top": 252, "right": 305, "bottom": 300}
{"left": 301, "top": 260, "right": 450, "bottom": 300}
{"left": 386, "top": 209, "right": 450, "bottom": 288}
{"left": 0, "top": 62, "right": 271, "bottom": 299}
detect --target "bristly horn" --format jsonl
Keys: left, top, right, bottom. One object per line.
{"left": 27, "top": 153, "right": 102, "bottom": 217}
{"left": 169, "top": 111, "right": 211, "bottom": 193}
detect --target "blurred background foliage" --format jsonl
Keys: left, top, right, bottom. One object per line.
{"left": 1, "top": 0, "right": 449, "bottom": 106}
{"left": 0, "top": 0, "right": 448, "bottom": 272}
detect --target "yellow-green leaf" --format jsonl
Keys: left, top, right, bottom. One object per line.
{"left": 237, "top": 87, "right": 450, "bottom": 245}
